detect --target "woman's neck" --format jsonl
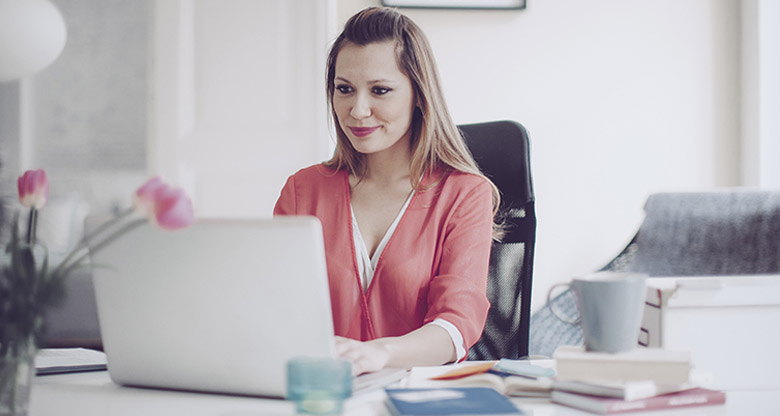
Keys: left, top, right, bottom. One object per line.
{"left": 357, "top": 135, "right": 413, "bottom": 186}
{"left": 363, "top": 155, "right": 410, "bottom": 185}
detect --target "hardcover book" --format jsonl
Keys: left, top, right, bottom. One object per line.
{"left": 385, "top": 387, "right": 523, "bottom": 416}
{"left": 551, "top": 387, "right": 726, "bottom": 414}
{"left": 553, "top": 346, "right": 691, "bottom": 385}
{"left": 35, "top": 348, "right": 108, "bottom": 375}
{"left": 552, "top": 379, "right": 696, "bottom": 401}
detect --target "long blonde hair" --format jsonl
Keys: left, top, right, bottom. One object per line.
{"left": 324, "top": 7, "right": 502, "bottom": 238}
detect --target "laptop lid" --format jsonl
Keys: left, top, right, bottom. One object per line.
{"left": 89, "top": 216, "right": 336, "bottom": 398}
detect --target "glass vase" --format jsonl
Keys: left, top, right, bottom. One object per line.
{"left": 0, "top": 340, "right": 36, "bottom": 416}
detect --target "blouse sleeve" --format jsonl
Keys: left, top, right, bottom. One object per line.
{"left": 424, "top": 178, "right": 493, "bottom": 353}
{"left": 273, "top": 174, "right": 297, "bottom": 216}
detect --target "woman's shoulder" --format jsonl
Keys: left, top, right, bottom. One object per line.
{"left": 417, "top": 169, "right": 492, "bottom": 209}
{"left": 287, "top": 164, "right": 345, "bottom": 184}
{"left": 436, "top": 169, "right": 491, "bottom": 193}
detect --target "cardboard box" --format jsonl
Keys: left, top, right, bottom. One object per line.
{"left": 640, "top": 275, "right": 780, "bottom": 390}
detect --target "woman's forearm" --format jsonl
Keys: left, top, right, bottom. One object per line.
{"left": 375, "top": 324, "right": 457, "bottom": 368}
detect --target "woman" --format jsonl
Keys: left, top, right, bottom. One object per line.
{"left": 274, "top": 7, "right": 500, "bottom": 374}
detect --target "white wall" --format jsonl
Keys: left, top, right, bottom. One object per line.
{"left": 149, "top": 0, "right": 337, "bottom": 218}
{"left": 338, "top": 0, "right": 743, "bottom": 312}
{"left": 742, "top": 0, "right": 780, "bottom": 188}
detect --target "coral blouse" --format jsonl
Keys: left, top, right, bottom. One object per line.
{"left": 273, "top": 164, "right": 493, "bottom": 354}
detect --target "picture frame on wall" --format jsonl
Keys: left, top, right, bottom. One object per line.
{"left": 382, "top": 0, "right": 525, "bottom": 9}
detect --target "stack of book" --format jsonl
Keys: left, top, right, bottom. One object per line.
{"left": 388, "top": 361, "right": 555, "bottom": 415}
{"left": 551, "top": 346, "right": 726, "bottom": 414}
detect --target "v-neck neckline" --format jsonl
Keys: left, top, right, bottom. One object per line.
{"left": 344, "top": 169, "right": 420, "bottom": 292}
{"left": 351, "top": 188, "right": 415, "bottom": 261}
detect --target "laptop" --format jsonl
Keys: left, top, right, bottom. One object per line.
{"left": 89, "top": 216, "right": 336, "bottom": 398}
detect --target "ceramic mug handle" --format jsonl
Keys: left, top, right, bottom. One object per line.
{"left": 547, "top": 282, "right": 580, "bottom": 325}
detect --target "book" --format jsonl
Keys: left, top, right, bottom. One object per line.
{"left": 385, "top": 387, "right": 523, "bottom": 415}
{"left": 406, "top": 364, "right": 553, "bottom": 398}
{"left": 35, "top": 348, "right": 108, "bottom": 375}
{"left": 553, "top": 346, "right": 691, "bottom": 385}
{"left": 552, "top": 379, "right": 695, "bottom": 402}
{"left": 551, "top": 388, "right": 726, "bottom": 414}
{"left": 494, "top": 358, "right": 555, "bottom": 378}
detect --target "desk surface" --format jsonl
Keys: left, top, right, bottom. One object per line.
{"left": 31, "top": 369, "right": 780, "bottom": 416}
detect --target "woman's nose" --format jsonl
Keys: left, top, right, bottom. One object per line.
{"left": 350, "top": 94, "right": 371, "bottom": 119}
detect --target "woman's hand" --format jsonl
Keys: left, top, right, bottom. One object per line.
{"left": 334, "top": 325, "right": 457, "bottom": 375}
{"left": 335, "top": 336, "right": 390, "bottom": 375}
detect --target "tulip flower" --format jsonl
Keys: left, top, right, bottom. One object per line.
{"left": 17, "top": 169, "right": 49, "bottom": 209}
{"left": 133, "top": 176, "right": 167, "bottom": 218}
{"left": 147, "top": 186, "right": 195, "bottom": 230}
{"left": 17, "top": 169, "right": 49, "bottom": 244}
{"left": 133, "top": 176, "right": 195, "bottom": 230}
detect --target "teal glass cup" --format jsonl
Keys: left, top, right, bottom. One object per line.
{"left": 287, "top": 357, "right": 353, "bottom": 414}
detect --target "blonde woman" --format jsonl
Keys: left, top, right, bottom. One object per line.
{"left": 274, "top": 7, "right": 500, "bottom": 374}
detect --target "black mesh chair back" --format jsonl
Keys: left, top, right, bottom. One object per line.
{"left": 459, "top": 120, "right": 536, "bottom": 360}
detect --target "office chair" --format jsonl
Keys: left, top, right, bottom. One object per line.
{"left": 530, "top": 190, "right": 780, "bottom": 358}
{"left": 459, "top": 120, "right": 536, "bottom": 360}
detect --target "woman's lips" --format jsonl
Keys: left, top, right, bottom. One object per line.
{"left": 349, "top": 126, "right": 380, "bottom": 137}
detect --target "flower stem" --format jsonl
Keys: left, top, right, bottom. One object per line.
{"left": 25, "top": 208, "right": 38, "bottom": 246}
{"left": 81, "top": 207, "right": 136, "bottom": 247}
{"left": 52, "top": 208, "right": 136, "bottom": 279}
{"left": 55, "top": 218, "right": 147, "bottom": 279}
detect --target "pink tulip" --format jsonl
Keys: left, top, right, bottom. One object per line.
{"left": 133, "top": 176, "right": 194, "bottom": 230}
{"left": 18, "top": 169, "right": 49, "bottom": 209}
{"left": 152, "top": 186, "right": 195, "bottom": 230}
{"left": 133, "top": 176, "right": 167, "bottom": 218}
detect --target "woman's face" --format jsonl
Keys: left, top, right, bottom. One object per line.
{"left": 332, "top": 41, "right": 416, "bottom": 158}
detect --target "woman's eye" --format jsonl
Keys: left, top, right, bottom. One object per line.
{"left": 372, "top": 87, "right": 391, "bottom": 95}
{"left": 336, "top": 85, "right": 353, "bottom": 94}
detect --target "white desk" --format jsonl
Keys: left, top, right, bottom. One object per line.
{"left": 31, "top": 369, "right": 780, "bottom": 416}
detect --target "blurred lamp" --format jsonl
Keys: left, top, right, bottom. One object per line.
{"left": 0, "top": 0, "right": 67, "bottom": 82}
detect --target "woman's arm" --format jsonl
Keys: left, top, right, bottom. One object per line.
{"left": 335, "top": 324, "right": 455, "bottom": 375}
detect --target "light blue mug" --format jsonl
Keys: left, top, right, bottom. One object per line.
{"left": 548, "top": 272, "right": 647, "bottom": 353}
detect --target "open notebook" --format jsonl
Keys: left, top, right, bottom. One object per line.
{"left": 89, "top": 216, "right": 342, "bottom": 398}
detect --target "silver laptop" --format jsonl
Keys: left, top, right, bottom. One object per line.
{"left": 89, "top": 216, "right": 336, "bottom": 398}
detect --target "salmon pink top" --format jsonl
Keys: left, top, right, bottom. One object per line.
{"left": 273, "top": 164, "right": 492, "bottom": 354}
